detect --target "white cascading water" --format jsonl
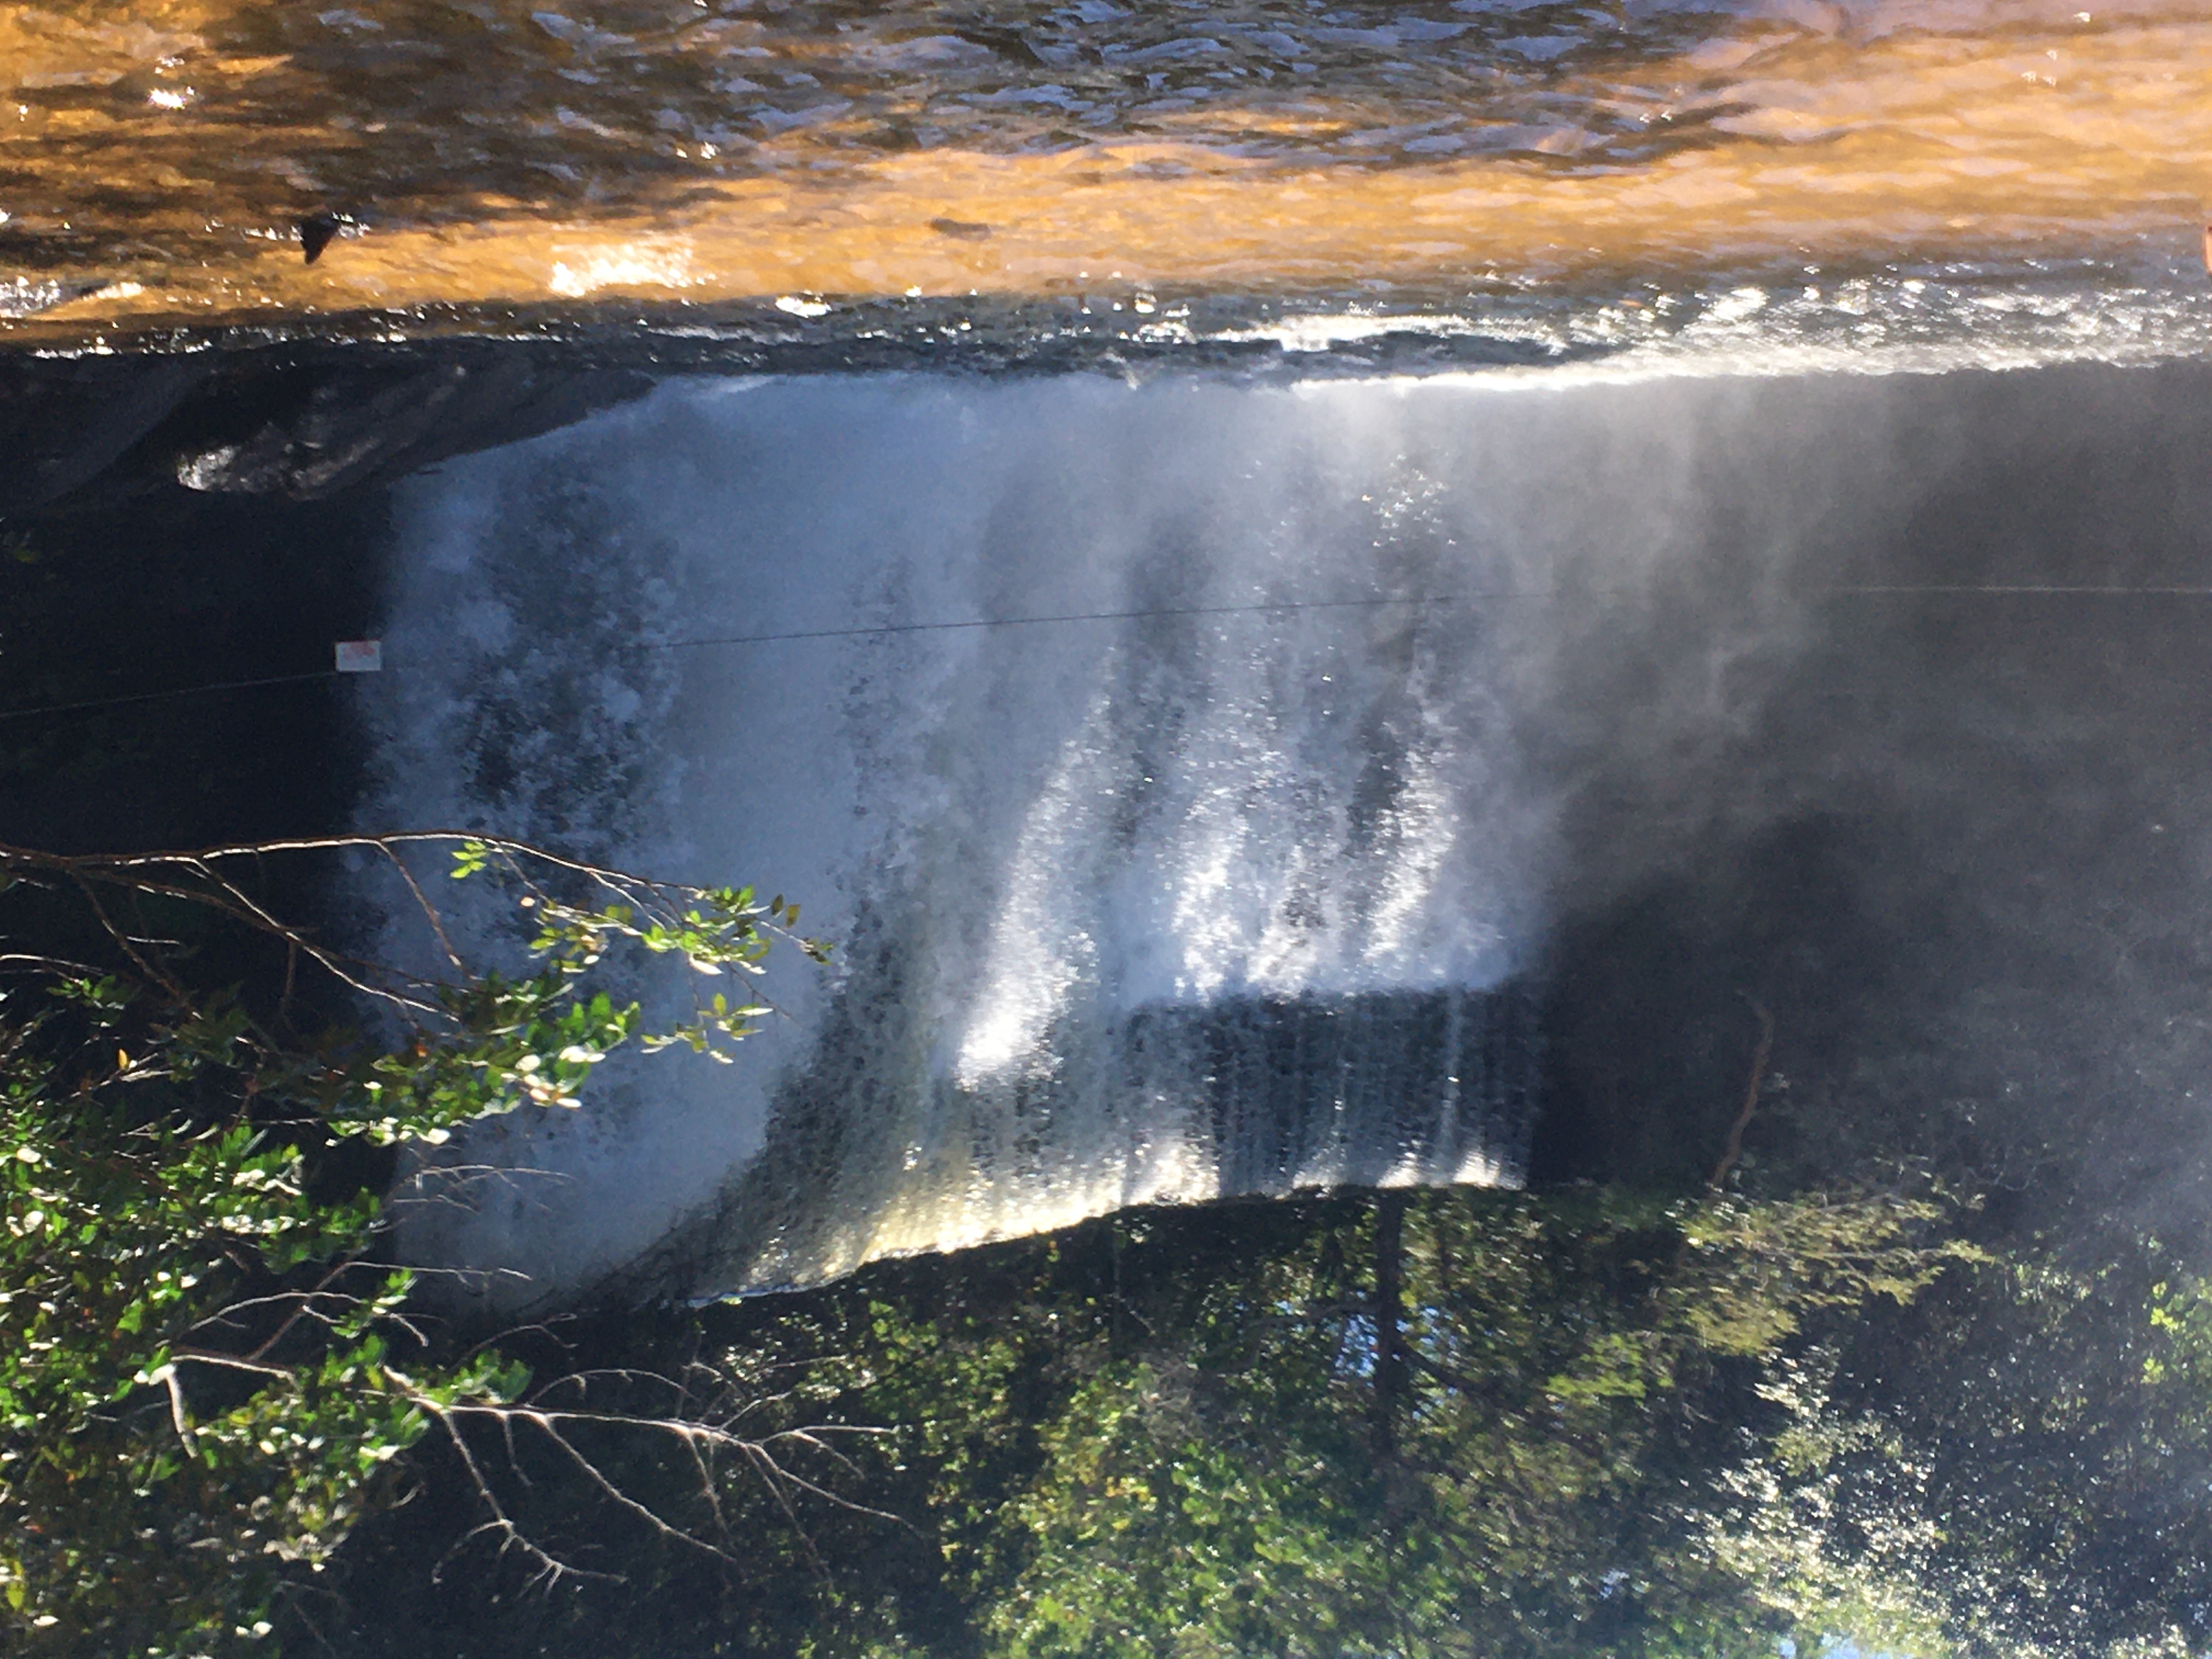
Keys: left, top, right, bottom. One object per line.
{"left": 355, "top": 366, "right": 1863, "bottom": 1302}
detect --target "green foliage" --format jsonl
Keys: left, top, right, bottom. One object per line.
{"left": 9, "top": 832, "right": 2204, "bottom": 1659}
{"left": 319, "top": 1158, "right": 2212, "bottom": 1659}
{"left": 351, "top": 1186, "right": 1987, "bottom": 1659}
{"left": 968, "top": 1190, "right": 1979, "bottom": 1659}
{"left": 336, "top": 839, "right": 827, "bottom": 1139}
{"left": 1825, "top": 1238, "right": 2212, "bottom": 1659}
{"left": 0, "top": 833, "right": 817, "bottom": 1657}
{"left": 1669, "top": 1190, "right": 1991, "bottom": 1358}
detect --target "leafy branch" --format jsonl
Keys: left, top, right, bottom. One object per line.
{"left": 0, "top": 830, "right": 852, "bottom": 1656}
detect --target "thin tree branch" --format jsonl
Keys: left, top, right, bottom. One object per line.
{"left": 1706, "top": 999, "right": 1775, "bottom": 1196}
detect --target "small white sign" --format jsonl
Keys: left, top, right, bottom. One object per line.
{"left": 335, "top": 639, "right": 383, "bottom": 673}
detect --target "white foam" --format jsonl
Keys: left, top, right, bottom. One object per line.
{"left": 364, "top": 365, "right": 1880, "bottom": 1300}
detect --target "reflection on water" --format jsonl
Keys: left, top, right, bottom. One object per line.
{"left": 2, "top": 0, "right": 2209, "bottom": 332}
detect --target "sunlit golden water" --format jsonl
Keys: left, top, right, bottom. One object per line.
{"left": 2, "top": 0, "right": 2208, "bottom": 342}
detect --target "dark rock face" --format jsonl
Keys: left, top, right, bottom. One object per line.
{"left": 1522, "top": 363, "right": 2212, "bottom": 1252}
{"left": 166, "top": 357, "right": 653, "bottom": 500}
{"left": 0, "top": 348, "right": 651, "bottom": 515}
{"left": 0, "top": 355, "right": 213, "bottom": 512}
{"left": 0, "top": 343, "right": 651, "bottom": 862}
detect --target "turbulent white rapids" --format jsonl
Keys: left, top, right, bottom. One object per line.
{"left": 355, "top": 363, "right": 1917, "bottom": 1302}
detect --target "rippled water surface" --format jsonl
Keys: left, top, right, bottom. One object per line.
{"left": 2, "top": 0, "right": 2208, "bottom": 346}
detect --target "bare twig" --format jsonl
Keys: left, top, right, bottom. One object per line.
{"left": 0, "top": 952, "right": 112, "bottom": 977}
{"left": 161, "top": 1367, "right": 197, "bottom": 1453}
{"left": 373, "top": 842, "right": 467, "bottom": 974}
{"left": 1706, "top": 998, "right": 1775, "bottom": 1197}
{"left": 417, "top": 1390, "right": 620, "bottom": 1590}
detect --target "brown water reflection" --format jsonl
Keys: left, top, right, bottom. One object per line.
{"left": 1, "top": 0, "right": 2207, "bottom": 335}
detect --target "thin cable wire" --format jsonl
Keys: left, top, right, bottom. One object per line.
{"left": 1829, "top": 584, "right": 2212, "bottom": 596}
{"left": 0, "top": 595, "right": 1471, "bottom": 723}
{"left": 6, "top": 583, "right": 2211, "bottom": 724}
{"left": 644, "top": 592, "right": 1474, "bottom": 652}
{"left": 0, "top": 669, "right": 339, "bottom": 724}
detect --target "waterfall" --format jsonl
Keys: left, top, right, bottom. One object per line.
{"left": 357, "top": 364, "right": 1861, "bottom": 1302}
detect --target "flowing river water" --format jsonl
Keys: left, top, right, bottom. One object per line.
{"left": 2, "top": 0, "right": 2209, "bottom": 362}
